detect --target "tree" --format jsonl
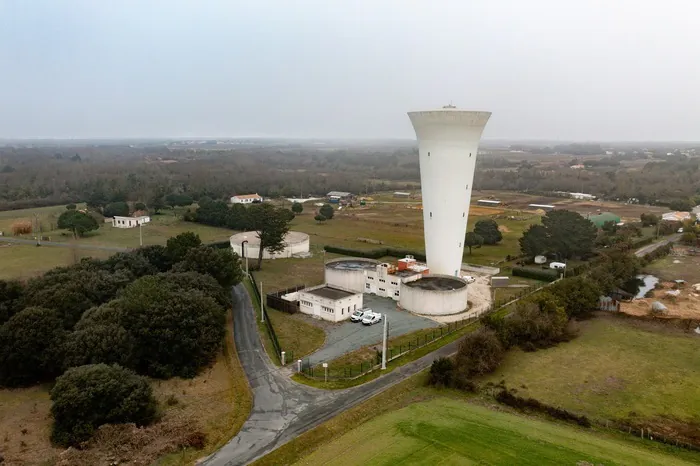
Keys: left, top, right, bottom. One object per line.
{"left": 118, "top": 275, "right": 225, "bottom": 378}
{"left": 473, "top": 219, "right": 502, "bottom": 245}
{"left": 166, "top": 232, "right": 202, "bottom": 263}
{"left": 248, "top": 203, "right": 292, "bottom": 269}
{"left": 63, "top": 323, "right": 135, "bottom": 369}
{"left": 160, "top": 271, "right": 230, "bottom": 308}
{"left": 165, "top": 193, "right": 194, "bottom": 208}
{"left": 505, "top": 293, "right": 568, "bottom": 349}
{"left": 0, "top": 307, "right": 67, "bottom": 387}
{"left": 135, "top": 244, "right": 173, "bottom": 272}
{"left": 668, "top": 198, "right": 693, "bottom": 212}
{"left": 519, "top": 224, "right": 549, "bottom": 258}
{"left": 57, "top": 210, "right": 99, "bottom": 238}
{"left": 134, "top": 202, "right": 147, "bottom": 211}
{"left": 66, "top": 203, "right": 76, "bottom": 210}
{"left": 103, "top": 201, "right": 130, "bottom": 218}
{"left": 50, "top": 364, "right": 157, "bottom": 446}
{"left": 463, "top": 232, "right": 484, "bottom": 254}
{"left": 0, "top": 280, "right": 24, "bottom": 325}
{"left": 601, "top": 220, "right": 618, "bottom": 235}
{"left": 455, "top": 329, "right": 504, "bottom": 377}
{"left": 291, "top": 202, "right": 303, "bottom": 214}
{"left": 428, "top": 357, "right": 455, "bottom": 387}
{"left": 314, "top": 214, "right": 327, "bottom": 223}
{"left": 640, "top": 213, "right": 659, "bottom": 227}
{"left": 319, "top": 203, "right": 335, "bottom": 220}
{"left": 172, "top": 246, "right": 243, "bottom": 288}
{"left": 531, "top": 210, "right": 597, "bottom": 259}
{"left": 549, "top": 276, "right": 601, "bottom": 317}
{"left": 681, "top": 231, "right": 697, "bottom": 245}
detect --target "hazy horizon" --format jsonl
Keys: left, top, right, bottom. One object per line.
{"left": 1, "top": 1, "right": 698, "bottom": 141}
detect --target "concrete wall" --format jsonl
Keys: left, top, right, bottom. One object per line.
{"left": 408, "top": 108, "right": 491, "bottom": 276}
{"left": 324, "top": 258, "right": 379, "bottom": 293}
{"left": 399, "top": 274, "right": 469, "bottom": 316}
{"left": 231, "top": 236, "right": 310, "bottom": 259}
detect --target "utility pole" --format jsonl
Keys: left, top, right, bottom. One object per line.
{"left": 381, "top": 316, "right": 388, "bottom": 370}
{"left": 260, "top": 280, "right": 265, "bottom": 323}
{"left": 139, "top": 222, "right": 143, "bottom": 247}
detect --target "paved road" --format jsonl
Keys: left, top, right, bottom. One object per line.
{"left": 201, "top": 285, "right": 461, "bottom": 466}
{"left": 634, "top": 233, "right": 681, "bottom": 257}
{"left": 0, "top": 236, "right": 129, "bottom": 252}
{"left": 305, "top": 294, "right": 438, "bottom": 365}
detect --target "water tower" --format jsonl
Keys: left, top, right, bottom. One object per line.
{"left": 407, "top": 105, "right": 492, "bottom": 276}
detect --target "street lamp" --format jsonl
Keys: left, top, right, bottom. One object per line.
{"left": 241, "top": 237, "right": 249, "bottom": 276}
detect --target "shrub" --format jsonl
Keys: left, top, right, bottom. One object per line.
{"left": 319, "top": 204, "right": 334, "bottom": 219}
{"left": 495, "top": 389, "right": 591, "bottom": 427}
{"left": 0, "top": 307, "right": 67, "bottom": 387}
{"left": 548, "top": 276, "right": 601, "bottom": 317}
{"left": 166, "top": 232, "right": 202, "bottom": 263}
{"left": 504, "top": 293, "right": 569, "bottom": 349}
{"left": 0, "top": 280, "right": 24, "bottom": 325}
{"left": 10, "top": 220, "right": 32, "bottom": 236}
{"left": 428, "top": 357, "right": 455, "bottom": 387}
{"left": 323, "top": 245, "right": 427, "bottom": 262}
{"left": 50, "top": 364, "right": 158, "bottom": 446}
{"left": 63, "top": 323, "right": 135, "bottom": 369}
{"left": 171, "top": 246, "right": 243, "bottom": 288}
{"left": 512, "top": 266, "right": 559, "bottom": 282}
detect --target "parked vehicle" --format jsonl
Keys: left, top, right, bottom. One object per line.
{"left": 549, "top": 262, "right": 566, "bottom": 270}
{"left": 462, "top": 275, "right": 476, "bottom": 284}
{"left": 362, "top": 312, "right": 382, "bottom": 326}
{"left": 351, "top": 308, "right": 372, "bottom": 322}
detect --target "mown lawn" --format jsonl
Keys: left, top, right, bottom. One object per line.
{"left": 295, "top": 398, "right": 699, "bottom": 466}
{"left": 0, "top": 243, "right": 112, "bottom": 280}
{"left": 483, "top": 314, "right": 700, "bottom": 424}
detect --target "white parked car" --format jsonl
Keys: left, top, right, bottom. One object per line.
{"left": 462, "top": 275, "right": 476, "bottom": 284}
{"left": 362, "top": 312, "right": 382, "bottom": 326}
{"left": 350, "top": 308, "right": 372, "bottom": 323}
{"left": 678, "top": 228, "right": 684, "bottom": 233}
{"left": 549, "top": 262, "right": 566, "bottom": 270}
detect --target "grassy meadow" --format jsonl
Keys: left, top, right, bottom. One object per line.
{"left": 294, "top": 398, "right": 699, "bottom": 466}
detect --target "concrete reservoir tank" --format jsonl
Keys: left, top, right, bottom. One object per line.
{"left": 407, "top": 106, "right": 491, "bottom": 276}
{"left": 229, "top": 231, "right": 310, "bottom": 259}
{"left": 399, "top": 274, "right": 469, "bottom": 315}
{"left": 324, "top": 257, "right": 380, "bottom": 293}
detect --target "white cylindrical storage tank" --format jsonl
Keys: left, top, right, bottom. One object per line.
{"left": 229, "top": 231, "right": 310, "bottom": 259}
{"left": 399, "top": 274, "right": 469, "bottom": 316}
{"left": 408, "top": 106, "right": 491, "bottom": 276}
{"left": 324, "top": 257, "right": 380, "bottom": 293}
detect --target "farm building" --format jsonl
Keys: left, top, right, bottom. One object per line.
{"left": 528, "top": 204, "right": 555, "bottom": 211}
{"left": 588, "top": 212, "right": 621, "bottom": 228}
{"left": 569, "top": 192, "right": 596, "bottom": 200}
{"left": 326, "top": 191, "right": 353, "bottom": 203}
{"left": 477, "top": 199, "right": 501, "bottom": 206}
{"left": 231, "top": 193, "right": 263, "bottom": 204}
{"left": 111, "top": 215, "right": 150, "bottom": 228}
{"left": 393, "top": 191, "right": 411, "bottom": 198}
{"left": 298, "top": 285, "right": 363, "bottom": 323}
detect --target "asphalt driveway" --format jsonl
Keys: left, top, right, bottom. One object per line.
{"left": 304, "top": 294, "right": 439, "bottom": 365}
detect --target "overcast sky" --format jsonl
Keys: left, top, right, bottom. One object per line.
{"left": 1, "top": 0, "right": 698, "bottom": 141}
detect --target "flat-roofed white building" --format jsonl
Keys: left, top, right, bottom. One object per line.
{"left": 111, "top": 215, "right": 150, "bottom": 228}
{"left": 298, "top": 285, "right": 363, "bottom": 322}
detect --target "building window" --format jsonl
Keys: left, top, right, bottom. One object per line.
{"left": 368, "top": 276, "right": 374, "bottom": 280}
{"left": 354, "top": 304, "right": 357, "bottom": 310}
{"left": 466, "top": 184, "right": 468, "bottom": 190}
{"left": 463, "top": 212, "right": 465, "bottom": 217}
{"left": 430, "top": 212, "right": 432, "bottom": 218}
{"left": 428, "top": 151, "right": 430, "bottom": 157}
{"left": 459, "top": 242, "right": 461, "bottom": 248}
{"left": 365, "top": 283, "right": 370, "bottom": 289}
{"left": 379, "top": 287, "right": 385, "bottom": 292}
{"left": 301, "top": 300, "right": 313, "bottom": 307}
{"left": 469, "top": 152, "right": 472, "bottom": 157}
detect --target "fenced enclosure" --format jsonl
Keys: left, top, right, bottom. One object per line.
{"left": 266, "top": 284, "right": 305, "bottom": 314}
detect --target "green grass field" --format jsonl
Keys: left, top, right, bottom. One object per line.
{"left": 483, "top": 314, "right": 700, "bottom": 425}
{"left": 0, "top": 205, "right": 235, "bottom": 279}
{"left": 296, "top": 398, "right": 699, "bottom": 466}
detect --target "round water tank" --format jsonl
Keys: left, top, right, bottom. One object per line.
{"left": 324, "top": 257, "right": 379, "bottom": 293}
{"left": 230, "top": 231, "right": 310, "bottom": 259}
{"left": 399, "top": 274, "right": 468, "bottom": 315}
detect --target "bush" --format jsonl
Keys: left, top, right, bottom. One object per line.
{"left": 0, "top": 280, "right": 24, "bottom": 325}
{"left": 323, "top": 245, "right": 426, "bottom": 262}
{"left": 512, "top": 266, "right": 559, "bottom": 282}
{"left": 503, "top": 293, "right": 569, "bottom": 349}
{"left": 172, "top": 245, "right": 243, "bottom": 288}
{"left": 50, "top": 364, "right": 158, "bottom": 446}
{"left": 0, "top": 307, "right": 67, "bottom": 387}
{"left": 428, "top": 357, "right": 455, "bottom": 387}
{"left": 319, "top": 203, "right": 334, "bottom": 219}
{"left": 495, "top": 389, "right": 591, "bottom": 427}
{"left": 166, "top": 232, "right": 202, "bottom": 262}
{"left": 63, "top": 323, "right": 135, "bottom": 369}
{"left": 548, "top": 276, "right": 601, "bottom": 317}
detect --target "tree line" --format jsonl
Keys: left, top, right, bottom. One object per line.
{"left": 0, "top": 232, "right": 243, "bottom": 446}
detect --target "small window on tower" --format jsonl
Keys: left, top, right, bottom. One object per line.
{"left": 469, "top": 153, "right": 472, "bottom": 157}
{"left": 463, "top": 212, "right": 465, "bottom": 217}
{"left": 428, "top": 151, "right": 431, "bottom": 157}
{"left": 459, "top": 242, "right": 461, "bottom": 248}
{"left": 430, "top": 212, "right": 432, "bottom": 218}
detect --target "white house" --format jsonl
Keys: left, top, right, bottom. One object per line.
{"left": 231, "top": 193, "right": 263, "bottom": 204}
{"left": 298, "top": 285, "right": 363, "bottom": 322}
{"left": 662, "top": 211, "right": 692, "bottom": 222}
{"left": 569, "top": 192, "right": 596, "bottom": 200}
{"left": 111, "top": 216, "right": 150, "bottom": 229}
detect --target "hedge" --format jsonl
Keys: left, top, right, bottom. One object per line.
{"left": 323, "top": 245, "right": 426, "bottom": 262}
{"left": 206, "top": 240, "right": 231, "bottom": 250}
{"left": 512, "top": 266, "right": 559, "bottom": 282}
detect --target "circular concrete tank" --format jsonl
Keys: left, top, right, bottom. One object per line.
{"left": 399, "top": 274, "right": 468, "bottom": 315}
{"left": 229, "top": 231, "right": 310, "bottom": 259}
{"left": 324, "top": 257, "right": 380, "bottom": 293}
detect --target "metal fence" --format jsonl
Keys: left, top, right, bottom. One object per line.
{"left": 248, "top": 273, "right": 283, "bottom": 364}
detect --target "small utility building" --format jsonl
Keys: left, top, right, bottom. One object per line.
{"left": 477, "top": 199, "right": 501, "bottom": 206}
{"left": 231, "top": 194, "right": 263, "bottom": 204}
{"left": 588, "top": 212, "right": 621, "bottom": 228}
{"left": 298, "top": 285, "right": 363, "bottom": 322}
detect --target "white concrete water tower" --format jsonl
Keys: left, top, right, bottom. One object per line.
{"left": 408, "top": 105, "right": 491, "bottom": 276}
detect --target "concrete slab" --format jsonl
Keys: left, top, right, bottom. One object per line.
{"left": 304, "top": 294, "right": 439, "bottom": 365}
